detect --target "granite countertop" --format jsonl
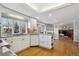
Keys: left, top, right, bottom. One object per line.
{"left": 0, "top": 33, "right": 52, "bottom": 38}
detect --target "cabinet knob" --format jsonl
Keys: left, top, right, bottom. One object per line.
{"left": 5, "top": 39, "right": 7, "bottom": 40}
{"left": 22, "top": 39, "right": 24, "bottom": 40}
{"left": 11, "top": 41, "right": 13, "bottom": 43}
{"left": 0, "top": 40, "right": 2, "bottom": 43}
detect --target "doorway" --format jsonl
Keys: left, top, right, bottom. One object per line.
{"left": 59, "top": 23, "right": 73, "bottom": 40}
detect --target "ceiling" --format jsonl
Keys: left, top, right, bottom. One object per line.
{"left": 27, "top": 3, "right": 65, "bottom": 13}
{"left": 1, "top": 3, "right": 79, "bottom": 25}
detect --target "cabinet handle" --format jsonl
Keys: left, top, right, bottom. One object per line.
{"left": 22, "top": 39, "right": 24, "bottom": 40}
{"left": 0, "top": 40, "right": 2, "bottom": 43}
{"left": 5, "top": 39, "right": 7, "bottom": 40}
{"left": 11, "top": 41, "right": 13, "bottom": 43}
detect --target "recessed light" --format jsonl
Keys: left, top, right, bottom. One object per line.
{"left": 49, "top": 14, "right": 52, "bottom": 16}
{"left": 36, "top": 17, "right": 39, "bottom": 19}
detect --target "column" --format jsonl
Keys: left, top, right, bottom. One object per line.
{"left": 53, "top": 24, "right": 59, "bottom": 40}
{"left": 73, "top": 20, "right": 79, "bottom": 42}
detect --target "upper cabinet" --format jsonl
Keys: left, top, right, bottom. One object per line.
{"left": 27, "top": 18, "right": 38, "bottom": 34}
{"left": 13, "top": 20, "right": 20, "bottom": 34}
{"left": 20, "top": 21, "right": 27, "bottom": 34}
{"left": 46, "top": 24, "right": 54, "bottom": 34}
{"left": 37, "top": 23, "right": 46, "bottom": 34}
{"left": 0, "top": 13, "right": 28, "bottom": 37}
{"left": 1, "top": 18, "right": 13, "bottom": 37}
{"left": 0, "top": 13, "right": 54, "bottom": 37}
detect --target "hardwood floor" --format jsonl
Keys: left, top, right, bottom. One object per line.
{"left": 16, "top": 37, "right": 79, "bottom": 56}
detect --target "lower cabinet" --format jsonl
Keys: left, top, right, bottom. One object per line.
{"left": 39, "top": 35, "right": 52, "bottom": 49}
{"left": 4, "top": 37, "right": 19, "bottom": 52}
{"left": 13, "top": 37, "right": 23, "bottom": 52}
{"left": 30, "top": 35, "right": 39, "bottom": 46}
{"left": 46, "top": 35, "right": 52, "bottom": 49}
{"left": 3, "top": 34, "right": 52, "bottom": 53}
{"left": 4, "top": 35, "right": 30, "bottom": 53}
{"left": 39, "top": 34, "right": 44, "bottom": 47}
{"left": 20, "top": 35, "right": 30, "bottom": 50}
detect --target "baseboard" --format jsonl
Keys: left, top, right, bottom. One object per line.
{"left": 39, "top": 45, "right": 53, "bottom": 49}
{"left": 30, "top": 45, "right": 39, "bottom": 47}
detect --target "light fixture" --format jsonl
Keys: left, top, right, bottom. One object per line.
{"left": 36, "top": 17, "right": 39, "bottom": 19}
{"left": 2, "top": 13, "right": 25, "bottom": 20}
{"left": 69, "top": 28, "right": 72, "bottom": 30}
{"left": 49, "top": 13, "right": 52, "bottom": 16}
{"left": 27, "top": 3, "right": 66, "bottom": 13}
{"left": 8, "top": 14, "right": 25, "bottom": 20}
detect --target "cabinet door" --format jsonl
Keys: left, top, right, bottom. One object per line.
{"left": 10, "top": 37, "right": 20, "bottom": 52}
{"left": 45, "top": 35, "right": 52, "bottom": 49}
{"left": 16, "top": 36, "right": 24, "bottom": 52}
{"left": 39, "top": 35, "right": 48, "bottom": 47}
{"left": 6, "top": 37, "right": 21, "bottom": 53}
{"left": 39, "top": 35, "right": 52, "bottom": 49}
{"left": 4, "top": 37, "right": 17, "bottom": 52}
{"left": 4, "top": 36, "right": 30, "bottom": 53}
{"left": 20, "top": 35, "right": 30, "bottom": 49}
{"left": 39, "top": 35, "right": 45, "bottom": 47}
{"left": 4, "top": 37, "right": 19, "bottom": 52}
{"left": 30, "top": 35, "right": 39, "bottom": 46}
{"left": 4, "top": 37, "right": 12, "bottom": 44}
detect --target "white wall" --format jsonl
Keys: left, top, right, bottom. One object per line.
{"left": 1, "top": 3, "right": 38, "bottom": 17}
{"left": 73, "top": 19, "right": 79, "bottom": 42}
{"left": 54, "top": 25, "right": 59, "bottom": 39}
{"left": 0, "top": 4, "right": 28, "bottom": 19}
{"left": 59, "top": 22, "right": 73, "bottom": 30}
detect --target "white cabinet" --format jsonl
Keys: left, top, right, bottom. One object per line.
{"left": 20, "top": 35, "right": 30, "bottom": 49}
{"left": 3, "top": 34, "right": 52, "bottom": 53}
{"left": 46, "top": 35, "right": 52, "bottom": 49}
{"left": 6, "top": 37, "right": 21, "bottom": 52}
{"left": 4, "top": 37, "right": 19, "bottom": 52}
{"left": 30, "top": 35, "right": 39, "bottom": 46}
{"left": 3, "top": 35, "right": 30, "bottom": 53}
{"left": 39, "top": 35, "right": 52, "bottom": 49}
{"left": 13, "top": 36, "right": 23, "bottom": 52}
{"left": 39, "top": 34, "right": 45, "bottom": 47}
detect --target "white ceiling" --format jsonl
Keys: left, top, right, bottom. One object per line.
{"left": 1, "top": 3, "right": 79, "bottom": 25}
{"left": 27, "top": 3, "right": 65, "bottom": 13}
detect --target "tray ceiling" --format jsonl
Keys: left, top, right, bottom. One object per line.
{"left": 27, "top": 3, "right": 66, "bottom": 13}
